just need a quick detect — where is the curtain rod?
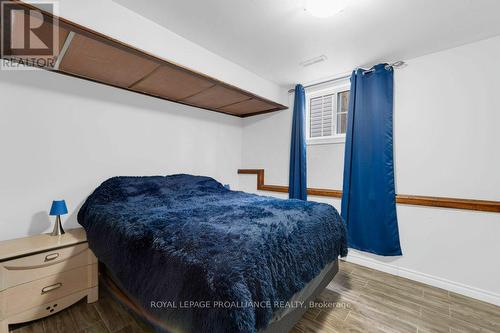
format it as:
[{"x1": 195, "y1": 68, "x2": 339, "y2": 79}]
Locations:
[{"x1": 287, "y1": 61, "x2": 405, "y2": 93}]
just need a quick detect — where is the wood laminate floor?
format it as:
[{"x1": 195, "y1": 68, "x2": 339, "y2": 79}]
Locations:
[{"x1": 10, "y1": 260, "x2": 500, "y2": 333}]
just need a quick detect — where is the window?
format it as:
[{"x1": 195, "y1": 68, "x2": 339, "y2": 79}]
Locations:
[{"x1": 306, "y1": 81, "x2": 350, "y2": 144}]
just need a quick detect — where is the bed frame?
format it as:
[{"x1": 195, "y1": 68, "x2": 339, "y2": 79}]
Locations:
[{"x1": 100, "y1": 260, "x2": 339, "y2": 333}]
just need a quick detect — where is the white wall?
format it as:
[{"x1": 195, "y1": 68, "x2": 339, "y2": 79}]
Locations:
[
  {"x1": 0, "y1": 68, "x2": 243, "y2": 241},
  {"x1": 240, "y1": 36, "x2": 500, "y2": 305},
  {"x1": 1, "y1": 0, "x2": 292, "y2": 241}
]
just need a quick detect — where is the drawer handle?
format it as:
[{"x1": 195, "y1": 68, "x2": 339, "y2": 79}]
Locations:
[
  {"x1": 41, "y1": 283, "x2": 63, "y2": 294},
  {"x1": 44, "y1": 253, "x2": 60, "y2": 262}
]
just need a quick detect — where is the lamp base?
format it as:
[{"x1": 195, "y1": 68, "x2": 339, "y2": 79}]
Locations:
[{"x1": 51, "y1": 215, "x2": 65, "y2": 236}]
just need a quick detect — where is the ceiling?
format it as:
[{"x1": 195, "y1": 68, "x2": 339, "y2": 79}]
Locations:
[{"x1": 114, "y1": 0, "x2": 500, "y2": 87}]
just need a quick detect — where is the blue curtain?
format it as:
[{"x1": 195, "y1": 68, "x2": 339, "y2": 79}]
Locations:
[
  {"x1": 341, "y1": 64, "x2": 402, "y2": 256},
  {"x1": 289, "y1": 84, "x2": 307, "y2": 200}
]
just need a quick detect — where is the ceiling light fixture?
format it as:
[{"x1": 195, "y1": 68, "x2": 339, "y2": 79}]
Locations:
[{"x1": 305, "y1": 0, "x2": 348, "y2": 18}]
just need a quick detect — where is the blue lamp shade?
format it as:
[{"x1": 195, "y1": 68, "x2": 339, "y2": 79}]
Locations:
[{"x1": 49, "y1": 200, "x2": 68, "y2": 216}]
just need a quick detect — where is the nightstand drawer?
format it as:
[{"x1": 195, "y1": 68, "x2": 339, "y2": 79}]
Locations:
[
  {"x1": 0, "y1": 264, "x2": 97, "y2": 317},
  {"x1": 0, "y1": 244, "x2": 97, "y2": 290}
]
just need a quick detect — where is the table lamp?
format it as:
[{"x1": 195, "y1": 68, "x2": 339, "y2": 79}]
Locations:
[{"x1": 49, "y1": 200, "x2": 68, "y2": 236}]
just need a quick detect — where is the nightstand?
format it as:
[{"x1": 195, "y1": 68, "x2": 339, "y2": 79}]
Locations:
[{"x1": 0, "y1": 228, "x2": 98, "y2": 333}]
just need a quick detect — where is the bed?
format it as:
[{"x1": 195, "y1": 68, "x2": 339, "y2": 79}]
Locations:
[{"x1": 78, "y1": 174, "x2": 347, "y2": 333}]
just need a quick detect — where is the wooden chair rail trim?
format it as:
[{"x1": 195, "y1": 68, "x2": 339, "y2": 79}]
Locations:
[{"x1": 238, "y1": 169, "x2": 500, "y2": 213}]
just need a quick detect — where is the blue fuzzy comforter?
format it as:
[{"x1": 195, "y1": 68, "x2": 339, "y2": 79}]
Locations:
[{"x1": 78, "y1": 174, "x2": 347, "y2": 333}]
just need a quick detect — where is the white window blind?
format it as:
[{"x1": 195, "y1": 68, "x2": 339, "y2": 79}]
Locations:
[
  {"x1": 305, "y1": 79, "x2": 350, "y2": 144},
  {"x1": 309, "y1": 94, "x2": 334, "y2": 138}
]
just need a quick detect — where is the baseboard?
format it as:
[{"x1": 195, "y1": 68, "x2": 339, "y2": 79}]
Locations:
[{"x1": 345, "y1": 252, "x2": 500, "y2": 307}]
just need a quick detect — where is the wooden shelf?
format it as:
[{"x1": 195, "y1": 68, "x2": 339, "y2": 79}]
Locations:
[
  {"x1": 58, "y1": 33, "x2": 160, "y2": 89},
  {"x1": 2, "y1": 1, "x2": 287, "y2": 117}
]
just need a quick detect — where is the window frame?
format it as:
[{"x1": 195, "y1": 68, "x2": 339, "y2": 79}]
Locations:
[{"x1": 305, "y1": 80, "x2": 350, "y2": 145}]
